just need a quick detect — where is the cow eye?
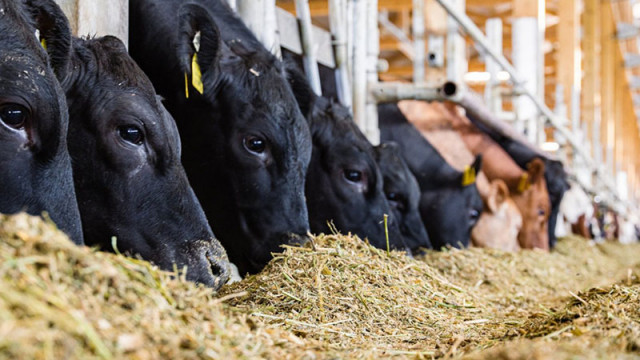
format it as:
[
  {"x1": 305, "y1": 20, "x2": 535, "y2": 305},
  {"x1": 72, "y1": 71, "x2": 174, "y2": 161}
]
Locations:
[
  {"x1": 538, "y1": 209, "x2": 546, "y2": 217},
  {"x1": 243, "y1": 135, "x2": 266, "y2": 154},
  {"x1": 469, "y1": 209, "x2": 480, "y2": 221},
  {"x1": 387, "y1": 192, "x2": 407, "y2": 212},
  {"x1": 118, "y1": 125, "x2": 144, "y2": 145},
  {"x1": 0, "y1": 104, "x2": 29, "y2": 129},
  {"x1": 344, "y1": 169, "x2": 363, "y2": 183}
]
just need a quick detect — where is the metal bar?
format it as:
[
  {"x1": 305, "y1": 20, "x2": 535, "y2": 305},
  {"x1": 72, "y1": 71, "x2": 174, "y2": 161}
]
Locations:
[
  {"x1": 329, "y1": 0, "x2": 352, "y2": 107},
  {"x1": 264, "y1": 0, "x2": 281, "y2": 58},
  {"x1": 432, "y1": 0, "x2": 625, "y2": 208},
  {"x1": 352, "y1": 0, "x2": 368, "y2": 132},
  {"x1": 295, "y1": 0, "x2": 322, "y2": 95},
  {"x1": 485, "y1": 18, "x2": 503, "y2": 115},
  {"x1": 412, "y1": 0, "x2": 425, "y2": 82},
  {"x1": 379, "y1": 11, "x2": 414, "y2": 59},
  {"x1": 365, "y1": 0, "x2": 380, "y2": 144}
]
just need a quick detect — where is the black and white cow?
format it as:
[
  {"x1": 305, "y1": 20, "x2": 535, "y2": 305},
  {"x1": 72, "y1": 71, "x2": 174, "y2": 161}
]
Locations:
[
  {"x1": 0, "y1": 0, "x2": 83, "y2": 244},
  {"x1": 129, "y1": 0, "x2": 313, "y2": 275},
  {"x1": 374, "y1": 142, "x2": 432, "y2": 253},
  {"x1": 378, "y1": 103, "x2": 483, "y2": 249}
]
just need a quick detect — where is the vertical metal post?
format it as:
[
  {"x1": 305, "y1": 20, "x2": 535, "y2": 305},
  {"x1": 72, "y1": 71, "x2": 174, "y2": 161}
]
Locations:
[
  {"x1": 352, "y1": 0, "x2": 368, "y2": 133},
  {"x1": 225, "y1": 0, "x2": 237, "y2": 12},
  {"x1": 512, "y1": 17, "x2": 540, "y2": 143},
  {"x1": 485, "y1": 18, "x2": 503, "y2": 115},
  {"x1": 412, "y1": 0, "x2": 425, "y2": 83},
  {"x1": 446, "y1": 0, "x2": 466, "y2": 83},
  {"x1": 264, "y1": 0, "x2": 281, "y2": 58},
  {"x1": 365, "y1": 0, "x2": 380, "y2": 144},
  {"x1": 237, "y1": 0, "x2": 266, "y2": 40},
  {"x1": 295, "y1": 0, "x2": 322, "y2": 95},
  {"x1": 329, "y1": 0, "x2": 352, "y2": 107}
]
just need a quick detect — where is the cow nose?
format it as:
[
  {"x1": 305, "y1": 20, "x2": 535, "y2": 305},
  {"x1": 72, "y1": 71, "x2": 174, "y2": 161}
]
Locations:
[
  {"x1": 206, "y1": 249, "x2": 230, "y2": 288},
  {"x1": 287, "y1": 232, "x2": 311, "y2": 246}
]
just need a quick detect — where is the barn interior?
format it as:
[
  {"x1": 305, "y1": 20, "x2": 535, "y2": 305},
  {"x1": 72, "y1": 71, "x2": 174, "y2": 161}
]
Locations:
[{"x1": 2, "y1": 0, "x2": 640, "y2": 358}]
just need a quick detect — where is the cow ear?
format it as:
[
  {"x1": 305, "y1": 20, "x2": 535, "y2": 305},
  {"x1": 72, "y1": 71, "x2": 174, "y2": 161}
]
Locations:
[
  {"x1": 487, "y1": 179, "x2": 509, "y2": 213},
  {"x1": 526, "y1": 158, "x2": 546, "y2": 184},
  {"x1": 284, "y1": 58, "x2": 317, "y2": 120},
  {"x1": 24, "y1": 0, "x2": 72, "y2": 80},
  {"x1": 177, "y1": 3, "x2": 221, "y2": 96}
]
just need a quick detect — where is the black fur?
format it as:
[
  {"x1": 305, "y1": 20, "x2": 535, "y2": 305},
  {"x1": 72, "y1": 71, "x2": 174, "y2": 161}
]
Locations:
[
  {"x1": 374, "y1": 142, "x2": 432, "y2": 253},
  {"x1": 129, "y1": 0, "x2": 312, "y2": 275},
  {"x1": 0, "y1": 0, "x2": 83, "y2": 244},
  {"x1": 378, "y1": 103, "x2": 483, "y2": 249},
  {"x1": 58, "y1": 34, "x2": 230, "y2": 289}
]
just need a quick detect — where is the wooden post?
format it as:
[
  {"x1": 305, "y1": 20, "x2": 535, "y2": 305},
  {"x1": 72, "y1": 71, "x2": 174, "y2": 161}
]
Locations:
[
  {"x1": 557, "y1": 0, "x2": 580, "y2": 128},
  {"x1": 55, "y1": 0, "x2": 128, "y2": 47},
  {"x1": 582, "y1": 0, "x2": 600, "y2": 159},
  {"x1": 600, "y1": 1, "x2": 615, "y2": 176}
]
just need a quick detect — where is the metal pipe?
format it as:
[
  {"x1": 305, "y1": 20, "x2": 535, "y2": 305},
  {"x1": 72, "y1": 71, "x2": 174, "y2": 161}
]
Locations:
[
  {"x1": 432, "y1": 0, "x2": 626, "y2": 210},
  {"x1": 264, "y1": 0, "x2": 281, "y2": 58},
  {"x1": 412, "y1": 0, "x2": 425, "y2": 83},
  {"x1": 295, "y1": 0, "x2": 322, "y2": 95},
  {"x1": 329, "y1": 0, "x2": 352, "y2": 107},
  {"x1": 365, "y1": 0, "x2": 380, "y2": 144},
  {"x1": 351, "y1": 0, "x2": 368, "y2": 132}
]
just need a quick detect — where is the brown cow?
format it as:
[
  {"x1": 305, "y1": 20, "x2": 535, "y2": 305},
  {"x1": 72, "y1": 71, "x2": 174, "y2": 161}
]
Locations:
[
  {"x1": 399, "y1": 101, "x2": 523, "y2": 251},
  {"x1": 400, "y1": 100, "x2": 550, "y2": 251}
]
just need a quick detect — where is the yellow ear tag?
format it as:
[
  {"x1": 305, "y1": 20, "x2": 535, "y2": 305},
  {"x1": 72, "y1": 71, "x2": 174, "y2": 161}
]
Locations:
[
  {"x1": 462, "y1": 165, "x2": 476, "y2": 186},
  {"x1": 517, "y1": 173, "x2": 530, "y2": 193},
  {"x1": 40, "y1": 38, "x2": 47, "y2": 51},
  {"x1": 184, "y1": 72, "x2": 190, "y2": 99},
  {"x1": 191, "y1": 53, "x2": 204, "y2": 95}
]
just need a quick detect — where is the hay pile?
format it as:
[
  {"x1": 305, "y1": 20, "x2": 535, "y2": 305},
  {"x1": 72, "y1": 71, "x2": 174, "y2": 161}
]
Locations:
[{"x1": 1, "y1": 213, "x2": 640, "y2": 359}]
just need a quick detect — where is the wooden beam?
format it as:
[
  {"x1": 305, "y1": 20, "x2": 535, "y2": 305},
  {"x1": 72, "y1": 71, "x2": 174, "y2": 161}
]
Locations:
[
  {"x1": 600, "y1": 1, "x2": 615, "y2": 169},
  {"x1": 581, "y1": 0, "x2": 600, "y2": 159},
  {"x1": 557, "y1": 0, "x2": 579, "y2": 125}
]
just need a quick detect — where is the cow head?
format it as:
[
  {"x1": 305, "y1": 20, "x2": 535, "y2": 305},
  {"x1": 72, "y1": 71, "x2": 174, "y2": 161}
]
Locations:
[
  {"x1": 0, "y1": 0, "x2": 82, "y2": 244},
  {"x1": 471, "y1": 179, "x2": 522, "y2": 251},
  {"x1": 304, "y1": 98, "x2": 405, "y2": 250},
  {"x1": 419, "y1": 155, "x2": 484, "y2": 249},
  {"x1": 169, "y1": 4, "x2": 312, "y2": 275},
  {"x1": 511, "y1": 158, "x2": 550, "y2": 250},
  {"x1": 374, "y1": 142, "x2": 432, "y2": 254},
  {"x1": 58, "y1": 35, "x2": 229, "y2": 289}
]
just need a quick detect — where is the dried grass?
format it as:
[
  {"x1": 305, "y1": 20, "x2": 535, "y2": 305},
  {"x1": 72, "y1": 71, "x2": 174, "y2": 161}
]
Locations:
[{"x1": 1, "y1": 214, "x2": 640, "y2": 359}]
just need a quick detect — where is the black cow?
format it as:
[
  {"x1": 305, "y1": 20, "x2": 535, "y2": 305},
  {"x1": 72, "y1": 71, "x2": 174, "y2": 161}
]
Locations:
[
  {"x1": 0, "y1": 0, "x2": 83, "y2": 244},
  {"x1": 468, "y1": 116, "x2": 570, "y2": 248},
  {"x1": 33, "y1": 1, "x2": 230, "y2": 287},
  {"x1": 378, "y1": 103, "x2": 483, "y2": 249},
  {"x1": 374, "y1": 142, "x2": 432, "y2": 253},
  {"x1": 304, "y1": 96, "x2": 407, "y2": 251},
  {"x1": 129, "y1": 0, "x2": 312, "y2": 275}
]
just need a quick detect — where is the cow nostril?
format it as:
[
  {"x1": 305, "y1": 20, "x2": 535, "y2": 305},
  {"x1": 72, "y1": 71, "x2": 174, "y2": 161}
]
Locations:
[{"x1": 206, "y1": 250, "x2": 230, "y2": 285}]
